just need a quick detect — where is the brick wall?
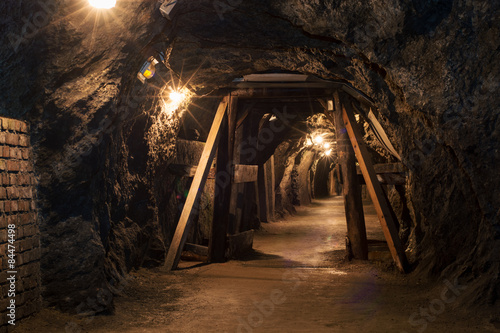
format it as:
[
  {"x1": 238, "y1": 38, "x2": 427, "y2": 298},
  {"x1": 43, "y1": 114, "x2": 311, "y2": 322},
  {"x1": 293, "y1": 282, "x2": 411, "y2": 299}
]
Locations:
[{"x1": 0, "y1": 118, "x2": 40, "y2": 331}]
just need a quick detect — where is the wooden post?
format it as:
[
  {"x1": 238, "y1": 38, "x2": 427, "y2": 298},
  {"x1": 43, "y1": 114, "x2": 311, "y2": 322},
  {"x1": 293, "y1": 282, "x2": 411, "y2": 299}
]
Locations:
[
  {"x1": 258, "y1": 162, "x2": 269, "y2": 222},
  {"x1": 340, "y1": 94, "x2": 410, "y2": 273},
  {"x1": 209, "y1": 96, "x2": 238, "y2": 263},
  {"x1": 164, "y1": 96, "x2": 229, "y2": 271},
  {"x1": 267, "y1": 155, "x2": 275, "y2": 221},
  {"x1": 333, "y1": 91, "x2": 368, "y2": 260}
]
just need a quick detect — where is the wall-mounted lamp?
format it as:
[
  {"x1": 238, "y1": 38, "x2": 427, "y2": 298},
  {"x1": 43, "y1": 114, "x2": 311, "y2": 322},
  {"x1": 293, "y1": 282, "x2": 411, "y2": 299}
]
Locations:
[
  {"x1": 137, "y1": 56, "x2": 159, "y2": 84},
  {"x1": 159, "y1": 0, "x2": 178, "y2": 20},
  {"x1": 313, "y1": 135, "x2": 324, "y2": 145}
]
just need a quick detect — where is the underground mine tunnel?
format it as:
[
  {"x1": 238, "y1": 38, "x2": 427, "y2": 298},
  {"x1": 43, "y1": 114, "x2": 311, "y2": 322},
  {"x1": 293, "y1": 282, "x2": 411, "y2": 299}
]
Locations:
[{"x1": 0, "y1": 0, "x2": 499, "y2": 332}]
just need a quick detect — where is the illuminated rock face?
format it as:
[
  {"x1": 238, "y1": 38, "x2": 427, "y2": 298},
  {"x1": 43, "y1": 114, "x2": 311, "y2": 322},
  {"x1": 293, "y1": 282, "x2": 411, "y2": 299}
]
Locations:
[{"x1": 0, "y1": 0, "x2": 498, "y2": 312}]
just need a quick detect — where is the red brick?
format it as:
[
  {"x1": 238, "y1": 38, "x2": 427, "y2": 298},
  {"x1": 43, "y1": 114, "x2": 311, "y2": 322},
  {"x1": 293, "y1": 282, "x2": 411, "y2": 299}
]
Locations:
[
  {"x1": 19, "y1": 135, "x2": 29, "y2": 147},
  {"x1": 0, "y1": 187, "x2": 6, "y2": 199},
  {"x1": 6, "y1": 186, "x2": 18, "y2": 199},
  {"x1": 0, "y1": 160, "x2": 6, "y2": 171},
  {"x1": 7, "y1": 215, "x2": 17, "y2": 226},
  {"x1": 22, "y1": 148, "x2": 30, "y2": 160},
  {"x1": 19, "y1": 122, "x2": 28, "y2": 134},
  {"x1": 8, "y1": 200, "x2": 18, "y2": 212},
  {"x1": 13, "y1": 120, "x2": 23, "y2": 132},
  {"x1": 7, "y1": 160, "x2": 20, "y2": 172},
  {"x1": 9, "y1": 147, "x2": 21, "y2": 160},
  {"x1": 6, "y1": 133, "x2": 19, "y2": 146},
  {"x1": 20, "y1": 187, "x2": 32, "y2": 199},
  {"x1": 19, "y1": 161, "x2": 30, "y2": 172},
  {"x1": 3, "y1": 173, "x2": 9, "y2": 184}
]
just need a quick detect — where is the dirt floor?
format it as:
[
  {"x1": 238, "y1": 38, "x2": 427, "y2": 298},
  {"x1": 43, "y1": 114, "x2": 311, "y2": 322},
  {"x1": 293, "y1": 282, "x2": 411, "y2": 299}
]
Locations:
[{"x1": 13, "y1": 196, "x2": 499, "y2": 332}]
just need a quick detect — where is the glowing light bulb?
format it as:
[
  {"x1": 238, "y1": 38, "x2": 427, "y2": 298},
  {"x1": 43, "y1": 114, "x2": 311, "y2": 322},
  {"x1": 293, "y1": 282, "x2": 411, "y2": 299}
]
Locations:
[
  {"x1": 169, "y1": 91, "x2": 184, "y2": 104},
  {"x1": 313, "y1": 135, "x2": 323, "y2": 145},
  {"x1": 323, "y1": 142, "x2": 331, "y2": 149},
  {"x1": 89, "y1": 0, "x2": 116, "y2": 9},
  {"x1": 325, "y1": 149, "x2": 332, "y2": 156}
]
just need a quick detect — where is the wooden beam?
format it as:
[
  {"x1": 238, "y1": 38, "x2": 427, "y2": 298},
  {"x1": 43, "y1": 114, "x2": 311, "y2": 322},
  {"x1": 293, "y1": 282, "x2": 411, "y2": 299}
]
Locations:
[
  {"x1": 209, "y1": 96, "x2": 238, "y2": 263},
  {"x1": 184, "y1": 243, "x2": 208, "y2": 256},
  {"x1": 234, "y1": 164, "x2": 259, "y2": 183},
  {"x1": 257, "y1": 163, "x2": 269, "y2": 222},
  {"x1": 165, "y1": 96, "x2": 229, "y2": 271},
  {"x1": 333, "y1": 91, "x2": 368, "y2": 260},
  {"x1": 341, "y1": 95, "x2": 410, "y2": 273},
  {"x1": 267, "y1": 155, "x2": 275, "y2": 221}
]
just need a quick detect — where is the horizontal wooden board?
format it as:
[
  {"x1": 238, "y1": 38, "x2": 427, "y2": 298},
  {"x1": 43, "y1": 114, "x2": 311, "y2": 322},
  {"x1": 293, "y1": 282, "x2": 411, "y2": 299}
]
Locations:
[{"x1": 233, "y1": 164, "x2": 258, "y2": 183}]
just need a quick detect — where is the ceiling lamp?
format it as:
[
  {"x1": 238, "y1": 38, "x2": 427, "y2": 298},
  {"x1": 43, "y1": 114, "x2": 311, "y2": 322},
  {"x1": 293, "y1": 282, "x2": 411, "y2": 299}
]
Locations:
[
  {"x1": 313, "y1": 135, "x2": 324, "y2": 145},
  {"x1": 88, "y1": 0, "x2": 116, "y2": 9}
]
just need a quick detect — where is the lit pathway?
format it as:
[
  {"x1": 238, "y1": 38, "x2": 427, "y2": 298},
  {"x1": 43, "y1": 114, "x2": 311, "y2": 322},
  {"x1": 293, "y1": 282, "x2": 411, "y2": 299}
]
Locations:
[{"x1": 15, "y1": 197, "x2": 487, "y2": 333}]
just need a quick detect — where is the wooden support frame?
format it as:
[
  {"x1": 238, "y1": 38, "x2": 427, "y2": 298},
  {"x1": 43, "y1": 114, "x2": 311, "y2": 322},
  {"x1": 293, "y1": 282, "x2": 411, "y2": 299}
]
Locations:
[
  {"x1": 333, "y1": 92, "x2": 368, "y2": 260},
  {"x1": 164, "y1": 96, "x2": 229, "y2": 271},
  {"x1": 209, "y1": 96, "x2": 238, "y2": 263},
  {"x1": 341, "y1": 95, "x2": 410, "y2": 273}
]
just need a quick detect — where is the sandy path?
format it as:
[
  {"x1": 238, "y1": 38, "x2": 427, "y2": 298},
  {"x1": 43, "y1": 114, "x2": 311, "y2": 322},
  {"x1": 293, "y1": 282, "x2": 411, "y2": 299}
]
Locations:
[{"x1": 14, "y1": 197, "x2": 495, "y2": 333}]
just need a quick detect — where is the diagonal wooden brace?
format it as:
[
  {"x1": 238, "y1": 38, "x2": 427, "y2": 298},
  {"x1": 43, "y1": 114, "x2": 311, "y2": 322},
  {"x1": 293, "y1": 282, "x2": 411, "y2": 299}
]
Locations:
[
  {"x1": 341, "y1": 96, "x2": 410, "y2": 273},
  {"x1": 164, "y1": 96, "x2": 229, "y2": 271}
]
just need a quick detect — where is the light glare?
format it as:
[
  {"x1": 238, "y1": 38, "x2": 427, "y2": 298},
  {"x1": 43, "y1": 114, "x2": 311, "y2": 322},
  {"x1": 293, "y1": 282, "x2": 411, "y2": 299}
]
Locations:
[
  {"x1": 313, "y1": 135, "x2": 324, "y2": 145},
  {"x1": 169, "y1": 91, "x2": 184, "y2": 104},
  {"x1": 89, "y1": 0, "x2": 116, "y2": 9},
  {"x1": 323, "y1": 142, "x2": 331, "y2": 149}
]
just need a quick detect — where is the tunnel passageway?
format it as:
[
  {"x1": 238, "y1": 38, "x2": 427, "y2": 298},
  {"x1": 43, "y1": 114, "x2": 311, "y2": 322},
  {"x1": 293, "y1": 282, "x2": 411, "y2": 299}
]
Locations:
[{"x1": 15, "y1": 197, "x2": 487, "y2": 333}]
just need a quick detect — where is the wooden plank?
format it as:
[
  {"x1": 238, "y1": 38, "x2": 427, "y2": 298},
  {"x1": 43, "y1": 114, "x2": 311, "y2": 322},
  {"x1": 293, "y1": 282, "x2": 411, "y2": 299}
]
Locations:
[
  {"x1": 333, "y1": 91, "x2": 368, "y2": 260},
  {"x1": 341, "y1": 95, "x2": 410, "y2": 273},
  {"x1": 257, "y1": 163, "x2": 269, "y2": 222},
  {"x1": 367, "y1": 108, "x2": 401, "y2": 160},
  {"x1": 233, "y1": 164, "x2": 259, "y2": 183},
  {"x1": 267, "y1": 155, "x2": 275, "y2": 221},
  {"x1": 164, "y1": 96, "x2": 229, "y2": 271},
  {"x1": 209, "y1": 96, "x2": 238, "y2": 263},
  {"x1": 184, "y1": 243, "x2": 208, "y2": 256},
  {"x1": 228, "y1": 118, "x2": 244, "y2": 235}
]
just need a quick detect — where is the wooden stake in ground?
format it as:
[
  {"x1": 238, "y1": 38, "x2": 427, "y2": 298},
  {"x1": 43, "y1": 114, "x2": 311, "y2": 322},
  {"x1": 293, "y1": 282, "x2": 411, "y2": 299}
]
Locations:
[
  {"x1": 333, "y1": 91, "x2": 368, "y2": 260},
  {"x1": 165, "y1": 96, "x2": 229, "y2": 271},
  {"x1": 340, "y1": 94, "x2": 409, "y2": 273}
]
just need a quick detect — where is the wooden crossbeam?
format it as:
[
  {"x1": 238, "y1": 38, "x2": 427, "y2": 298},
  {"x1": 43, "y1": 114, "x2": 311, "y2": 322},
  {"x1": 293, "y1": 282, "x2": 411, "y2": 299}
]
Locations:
[
  {"x1": 165, "y1": 96, "x2": 229, "y2": 271},
  {"x1": 341, "y1": 96, "x2": 409, "y2": 273}
]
